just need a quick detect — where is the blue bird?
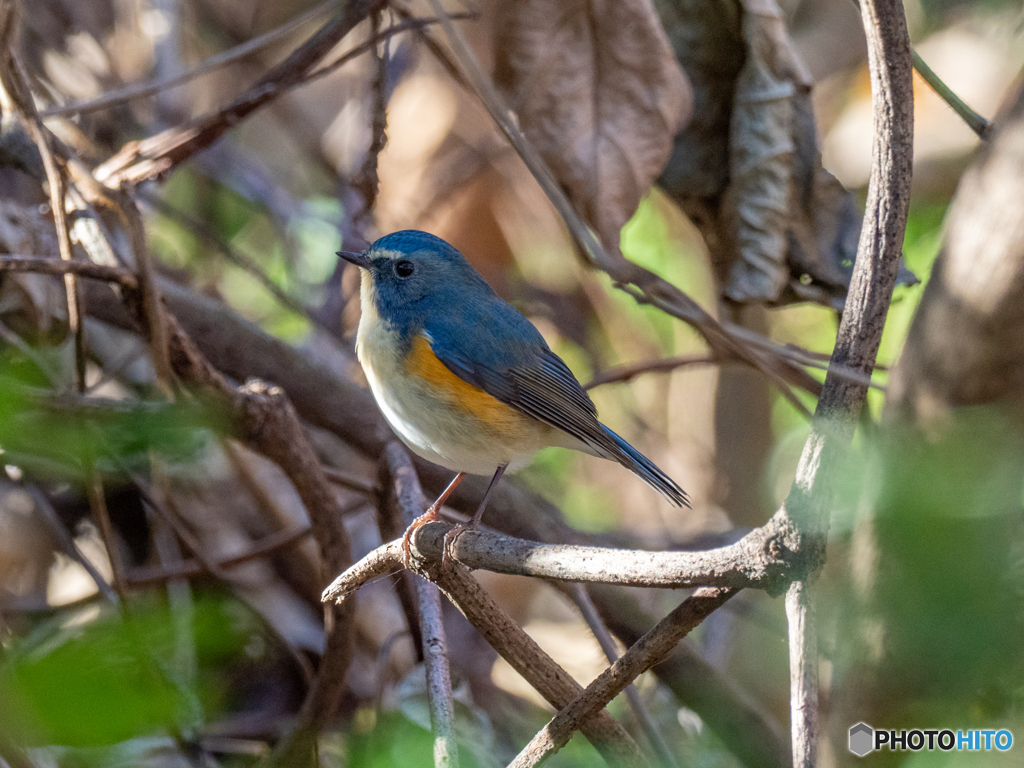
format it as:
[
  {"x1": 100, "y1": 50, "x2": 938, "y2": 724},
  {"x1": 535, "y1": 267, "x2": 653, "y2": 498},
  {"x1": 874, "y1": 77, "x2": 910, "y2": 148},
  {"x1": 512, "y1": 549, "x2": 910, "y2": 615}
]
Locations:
[{"x1": 338, "y1": 231, "x2": 689, "y2": 539}]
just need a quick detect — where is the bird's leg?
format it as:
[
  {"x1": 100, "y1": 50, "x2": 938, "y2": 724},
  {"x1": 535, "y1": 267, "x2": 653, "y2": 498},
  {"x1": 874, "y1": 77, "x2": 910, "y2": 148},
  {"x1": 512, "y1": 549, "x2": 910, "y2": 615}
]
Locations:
[
  {"x1": 402, "y1": 472, "x2": 465, "y2": 566},
  {"x1": 442, "y1": 464, "x2": 507, "y2": 568}
]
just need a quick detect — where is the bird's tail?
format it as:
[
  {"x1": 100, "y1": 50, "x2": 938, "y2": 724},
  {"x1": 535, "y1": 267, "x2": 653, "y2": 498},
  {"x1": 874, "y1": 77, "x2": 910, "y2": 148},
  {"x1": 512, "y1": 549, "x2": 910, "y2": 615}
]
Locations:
[{"x1": 600, "y1": 426, "x2": 690, "y2": 508}]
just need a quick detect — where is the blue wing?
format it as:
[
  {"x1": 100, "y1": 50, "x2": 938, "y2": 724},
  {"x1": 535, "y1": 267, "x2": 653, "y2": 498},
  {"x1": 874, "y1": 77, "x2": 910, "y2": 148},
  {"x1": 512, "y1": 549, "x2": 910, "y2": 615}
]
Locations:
[{"x1": 423, "y1": 295, "x2": 689, "y2": 507}]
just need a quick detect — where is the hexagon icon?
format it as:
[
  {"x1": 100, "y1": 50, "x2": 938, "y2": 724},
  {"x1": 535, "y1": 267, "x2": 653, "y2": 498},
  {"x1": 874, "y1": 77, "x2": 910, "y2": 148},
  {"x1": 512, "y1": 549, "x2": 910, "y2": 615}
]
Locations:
[{"x1": 849, "y1": 723, "x2": 874, "y2": 757}]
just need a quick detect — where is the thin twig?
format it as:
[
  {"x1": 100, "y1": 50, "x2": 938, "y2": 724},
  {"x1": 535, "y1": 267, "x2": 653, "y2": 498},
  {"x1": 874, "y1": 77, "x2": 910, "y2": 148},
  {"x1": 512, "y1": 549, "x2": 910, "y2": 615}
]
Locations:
[
  {"x1": 127, "y1": 524, "x2": 314, "y2": 587},
  {"x1": 0, "y1": 254, "x2": 138, "y2": 286},
  {"x1": 567, "y1": 584, "x2": 680, "y2": 768},
  {"x1": 382, "y1": 445, "x2": 459, "y2": 768},
  {"x1": 585, "y1": 351, "x2": 884, "y2": 392},
  {"x1": 86, "y1": 469, "x2": 129, "y2": 598},
  {"x1": 912, "y1": 50, "x2": 990, "y2": 138},
  {"x1": 509, "y1": 587, "x2": 736, "y2": 767},
  {"x1": 584, "y1": 354, "x2": 722, "y2": 389},
  {"x1": 351, "y1": 8, "x2": 390, "y2": 229}
]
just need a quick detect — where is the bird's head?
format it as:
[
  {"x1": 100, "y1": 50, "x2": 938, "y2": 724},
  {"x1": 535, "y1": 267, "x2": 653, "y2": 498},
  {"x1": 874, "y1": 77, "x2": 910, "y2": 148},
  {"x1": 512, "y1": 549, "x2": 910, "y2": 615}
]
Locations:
[{"x1": 338, "y1": 230, "x2": 492, "y2": 320}]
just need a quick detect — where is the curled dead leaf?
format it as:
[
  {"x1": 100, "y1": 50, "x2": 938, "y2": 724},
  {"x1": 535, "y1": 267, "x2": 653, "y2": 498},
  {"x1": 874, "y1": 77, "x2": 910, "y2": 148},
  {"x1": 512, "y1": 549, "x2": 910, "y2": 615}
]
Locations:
[
  {"x1": 494, "y1": 0, "x2": 693, "y2": 249},
  {"x1": 656, "y1": 0, "x2": 917, "y2": 308}
]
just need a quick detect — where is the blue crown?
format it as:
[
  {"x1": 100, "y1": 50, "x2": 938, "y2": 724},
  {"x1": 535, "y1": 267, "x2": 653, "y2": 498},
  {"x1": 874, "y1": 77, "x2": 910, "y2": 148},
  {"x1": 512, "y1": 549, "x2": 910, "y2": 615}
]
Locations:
[{"x1": 372, "y1": 230, "x2": 463, "y2": 261}]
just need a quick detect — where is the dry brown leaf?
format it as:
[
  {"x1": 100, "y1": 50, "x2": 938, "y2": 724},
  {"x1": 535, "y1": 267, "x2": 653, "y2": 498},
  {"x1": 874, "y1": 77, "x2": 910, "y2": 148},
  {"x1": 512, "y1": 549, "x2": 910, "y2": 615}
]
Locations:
[
  {"x1": 493, "y1": 0, "x2": 693, "y2": 248},
  {"x1": 656, "y1": 0, "x2": 915, "y2": 307},
  {"x1": 720, "y1": 0, "x2": 812, "y2": 303}
]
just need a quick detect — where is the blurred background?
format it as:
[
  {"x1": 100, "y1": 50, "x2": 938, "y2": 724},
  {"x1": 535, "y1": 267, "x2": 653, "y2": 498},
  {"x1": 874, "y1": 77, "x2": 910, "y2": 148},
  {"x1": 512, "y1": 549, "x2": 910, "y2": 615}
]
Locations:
[{"x1": 1, "y1": 0, "x2": 1024, "y2": 766}]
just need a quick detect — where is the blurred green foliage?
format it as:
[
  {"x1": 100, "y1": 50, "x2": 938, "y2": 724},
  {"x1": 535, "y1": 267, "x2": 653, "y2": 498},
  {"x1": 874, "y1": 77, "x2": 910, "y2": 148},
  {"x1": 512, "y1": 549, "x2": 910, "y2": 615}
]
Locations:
[
  {"x1": 828, "y1": 408, "x2": 1024, "y2": 761},
  {"x1": 0, "y1": 354, "x2": 224, "y2": 480},
  {"x1": 0, "y1": 596, "x2": 254, "y2": 748}
]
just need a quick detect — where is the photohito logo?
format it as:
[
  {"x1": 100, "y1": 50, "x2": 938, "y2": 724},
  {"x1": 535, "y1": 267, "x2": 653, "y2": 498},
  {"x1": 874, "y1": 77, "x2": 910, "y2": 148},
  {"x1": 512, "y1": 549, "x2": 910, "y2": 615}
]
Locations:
[{"x1": 848, "y1": 723, "x2": 1013, "y2": 756}]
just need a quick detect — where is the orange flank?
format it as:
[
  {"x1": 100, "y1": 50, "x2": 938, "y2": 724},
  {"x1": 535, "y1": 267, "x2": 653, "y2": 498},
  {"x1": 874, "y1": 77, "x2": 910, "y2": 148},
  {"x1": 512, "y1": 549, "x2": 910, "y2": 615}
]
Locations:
[{"x1": 404, "y1": 334, "x2": 523, "y2": 430}]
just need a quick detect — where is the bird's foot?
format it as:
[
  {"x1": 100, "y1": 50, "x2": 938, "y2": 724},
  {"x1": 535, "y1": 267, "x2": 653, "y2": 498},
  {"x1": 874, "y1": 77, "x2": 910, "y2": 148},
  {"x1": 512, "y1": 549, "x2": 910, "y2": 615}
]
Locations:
[{"x1": 402, "y1": 505, "x2": 443, "y2": 568}]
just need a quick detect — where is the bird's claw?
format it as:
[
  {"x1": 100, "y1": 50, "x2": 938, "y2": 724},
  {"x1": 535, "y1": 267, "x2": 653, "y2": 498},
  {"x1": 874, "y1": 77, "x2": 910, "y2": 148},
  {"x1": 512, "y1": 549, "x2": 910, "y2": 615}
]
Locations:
[{"x1": 402, "y1": 505, "x2": 442, "y2": 569}]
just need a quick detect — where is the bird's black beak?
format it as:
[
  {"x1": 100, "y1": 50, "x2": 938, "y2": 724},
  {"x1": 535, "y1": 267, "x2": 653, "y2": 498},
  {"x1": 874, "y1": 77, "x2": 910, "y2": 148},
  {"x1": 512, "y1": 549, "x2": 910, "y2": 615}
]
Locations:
[{"x1": 337, "y1": 250, "x2": 372, "y2": 269}]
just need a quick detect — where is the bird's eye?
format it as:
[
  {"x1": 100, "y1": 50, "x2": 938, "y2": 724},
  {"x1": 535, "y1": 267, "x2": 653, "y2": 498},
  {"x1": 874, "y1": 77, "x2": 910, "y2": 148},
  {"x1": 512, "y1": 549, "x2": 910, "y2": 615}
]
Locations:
[{"x1": 395, "y1": 260, "x2": 415, "y2": 277}]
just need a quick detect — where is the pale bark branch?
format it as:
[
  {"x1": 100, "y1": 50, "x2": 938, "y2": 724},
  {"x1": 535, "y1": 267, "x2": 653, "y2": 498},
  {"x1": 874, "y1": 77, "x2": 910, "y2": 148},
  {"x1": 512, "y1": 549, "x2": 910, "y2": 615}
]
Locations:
[
  {"x1": 324, "y1": 518, "x2": 795, "y2": 594},
  {"x1": 785, "y1": 580, "x2": 817, "y2": 768},
  {"x1": 425, "y1": 564, "x2": 644, "y2": 768},
  {"x1": 779, "y1": 0, "x2": 914, "y2": 764},
  {"x1": 567, "y1": 584, "x2": 680, "y2": 768},
  {"x1": 381, "y1": 444, "x2": 459, "y2": 768},
  {"x1": 509, "y1": 587, "x2": 736, "y2": 767},
  {"x1": 322, "y1": 540, "x2": 403, "y2": 604}
]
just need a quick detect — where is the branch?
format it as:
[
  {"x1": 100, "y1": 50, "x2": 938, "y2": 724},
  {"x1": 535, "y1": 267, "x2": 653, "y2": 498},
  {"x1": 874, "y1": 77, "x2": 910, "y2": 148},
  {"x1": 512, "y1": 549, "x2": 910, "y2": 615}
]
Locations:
[
  {"x1": 566, "y1": 584, "x2": 680, "y2": 768},
  {"x1": 421, "y1": 521, "x2": 791, "y2": 590},
  {"x1": 912, "y1": 51, "x2": 990, "y2": 139},
  {"x1": 381, "y1": 445, "x2": 459, "y2": 768},
  {"x1": 323, "y1": 538, "x2": 644, "y2": 766},
  {"x1": 510, "y1": 587, "x2": 736, "y2": 766},
  {"x1": 95, "y1": 0, "x2": 386, "y2": 187},
  {"x1": 322, "y1": 517, "x2": 794, "y2": 596},
  {"x1": 785, "y1": 580, "x2": 816, "y2": 768},
  {"x1": 419, "y1": 565, "x2": 644, "y2": 767},
  {"x1": 780, "y1": 0, "x2": 914, "y2": 764},
  {"x1": 0, "y1": 254, "x2": 138, "y2": 286}
]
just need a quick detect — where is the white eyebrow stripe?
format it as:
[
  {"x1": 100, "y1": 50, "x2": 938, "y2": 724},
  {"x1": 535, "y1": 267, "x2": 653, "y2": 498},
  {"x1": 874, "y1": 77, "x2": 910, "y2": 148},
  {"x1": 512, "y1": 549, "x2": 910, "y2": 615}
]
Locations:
[{"x1": 371, "y1": 248, "x2": 405, "y2": 260}]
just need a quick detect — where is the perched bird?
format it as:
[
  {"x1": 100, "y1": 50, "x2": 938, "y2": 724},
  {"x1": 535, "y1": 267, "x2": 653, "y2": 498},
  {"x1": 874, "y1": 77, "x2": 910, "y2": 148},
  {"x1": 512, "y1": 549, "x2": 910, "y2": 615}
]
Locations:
[{"x1": 339, "y1": 231, "x2": 688, "y2": 541}]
